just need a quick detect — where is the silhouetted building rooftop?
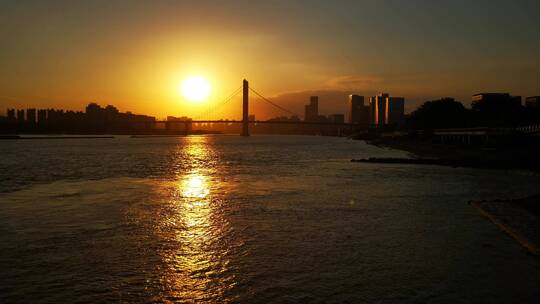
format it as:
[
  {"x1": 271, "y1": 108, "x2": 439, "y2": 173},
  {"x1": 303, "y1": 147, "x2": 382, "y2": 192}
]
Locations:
[
  {"x1": 348, "y1": 95, "x2": 369, "y2": 124},
  {"x1": 328, "y1": 114, "x2": 345, "y2": 124},
  {"x1": 304, "y1": 96, "x2": 319, "y2": 122},
  {"x1": 472, "y1": 93, "x2": 521, "y2": 106},
  {"x1": 369, "y1": 93, "x2": 405, "y2": 126},
  {"x1": 526, "y1": 96, "x2": 540, "y2": 108}
]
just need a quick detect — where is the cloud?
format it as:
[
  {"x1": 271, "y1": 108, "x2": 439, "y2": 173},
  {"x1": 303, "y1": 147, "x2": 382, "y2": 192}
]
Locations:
[
  {"x1": 252, "y1": 74, "x2": 387, "y2": 119},
  {"x1": 326, "y1": 75, "x2": 383, "y2": 90},
  {"x1": 250, "y1": 73, "x2": 473, "y2": 119},
  {"x1": 264, "y1": 91, "x2": 439, "y2": 118}
]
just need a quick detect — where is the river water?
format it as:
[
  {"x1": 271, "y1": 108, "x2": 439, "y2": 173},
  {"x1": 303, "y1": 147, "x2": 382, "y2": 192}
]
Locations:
[{"x1": 1, "y1": 135, "x2": 539, "y2": 303}]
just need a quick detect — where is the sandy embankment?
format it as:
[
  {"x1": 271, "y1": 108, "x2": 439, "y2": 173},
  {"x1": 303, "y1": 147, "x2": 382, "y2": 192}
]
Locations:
[{"x1": 470, "y1": 196, "x2": 540, "y2": 255}]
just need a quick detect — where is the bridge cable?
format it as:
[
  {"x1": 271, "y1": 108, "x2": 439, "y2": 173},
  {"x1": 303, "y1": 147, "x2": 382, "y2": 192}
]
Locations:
[
  {"x1": 249, "y1": 87, "x2": 299, "y2": 117},
  {"x1": 193, "y1": 86, "x2": 242, "y2": 120}
]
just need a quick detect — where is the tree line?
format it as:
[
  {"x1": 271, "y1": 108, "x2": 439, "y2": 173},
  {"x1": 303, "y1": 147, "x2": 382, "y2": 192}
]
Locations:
[{"x1": 409, "y1": 97, "x2": 540, "y2": 130}]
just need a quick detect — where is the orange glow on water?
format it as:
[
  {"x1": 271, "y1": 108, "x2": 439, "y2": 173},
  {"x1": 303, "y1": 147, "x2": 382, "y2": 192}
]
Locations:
[
  {"x1": 154, "y1": 136, "x2": 235, "y2": 301},
  {"x1": 180, "y1": 174, "x2": 210, "y2": 199}
]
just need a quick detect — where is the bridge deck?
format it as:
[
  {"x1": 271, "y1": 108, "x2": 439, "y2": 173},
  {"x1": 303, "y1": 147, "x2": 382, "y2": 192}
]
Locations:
[{"x1": 159, "y1": 120, "x2": 367, "y2": 127}]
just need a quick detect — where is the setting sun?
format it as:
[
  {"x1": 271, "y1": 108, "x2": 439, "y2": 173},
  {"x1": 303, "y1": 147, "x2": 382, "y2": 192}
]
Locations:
[{"x1": 180, "y1": 76, "x2": 211, "y2": 102}]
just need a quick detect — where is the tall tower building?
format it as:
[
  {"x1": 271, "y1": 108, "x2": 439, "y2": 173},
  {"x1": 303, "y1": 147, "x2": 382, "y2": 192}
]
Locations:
[
  {"x1": 38, "y1": 109, "x2": 47, "y2": 124},
  {"x1": 369, "y1": 93, "x2": 405, "y2": 126},
  {"x1": 348, "y1": 95, "x2": 369, "y2": 124},
  {"x1": 17, "y1": 109, "x2": 25, "y2": 123},
  {"x1": 26, "y1": 109, "x2": 37, "y2": 124},
  {"x1": 7, "y1": 109, "x2": 15, "y2": 121},
  {"x1": 369, "y1": 93, "x2": 388, "y2": 126},
  {"x1": 304, "y1": 96, "x2": 319, "y2": 122},
  {"x1": 385, "y1": 97, "x2": 405, "y2": 125}
]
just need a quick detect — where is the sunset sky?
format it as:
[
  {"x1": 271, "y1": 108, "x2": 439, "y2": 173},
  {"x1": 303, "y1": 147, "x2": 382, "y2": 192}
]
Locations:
[{"x1": 1, "y1": 0, "x2": 539, "y2": 119}]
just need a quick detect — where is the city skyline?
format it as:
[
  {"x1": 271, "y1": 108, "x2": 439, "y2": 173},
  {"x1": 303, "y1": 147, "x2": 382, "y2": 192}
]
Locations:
[
  {"x1": 2, "y1": 2, "x2": 540, "y2": 302},
  {"x1": 4, "y1": 90, "x2": 539, "y2": 123},
  {"x1": 1, "y1": 0, "x2": 539, "y2": 119}
]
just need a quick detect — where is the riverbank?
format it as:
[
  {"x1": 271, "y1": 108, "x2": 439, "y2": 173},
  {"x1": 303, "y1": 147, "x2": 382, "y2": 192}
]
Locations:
[
  {"x1": 359, "y1": 136, "x2": 540, "y2": 256},
  {"x1": 470, "y1": 195, "x2": 540, "y2": 256},
  {"x1": 0, "y1": 135, "x2": 114, "y2": 140},
  {"x1": 357, "y1": 136, "x2": 540, "y2": 170}
]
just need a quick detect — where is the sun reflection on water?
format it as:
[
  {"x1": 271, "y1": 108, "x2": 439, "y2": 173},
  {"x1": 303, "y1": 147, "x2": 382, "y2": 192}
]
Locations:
[
  {"x1": 157, "y1": 136, "x2": 237, "y2": 303},
  {"x1": 181, "y1": 174, "x2": 210, "y2": 199}
]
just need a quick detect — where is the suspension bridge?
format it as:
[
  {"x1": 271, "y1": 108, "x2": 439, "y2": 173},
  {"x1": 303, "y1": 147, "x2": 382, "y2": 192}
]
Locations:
[{"x1": 158, "y1": 79, "x2": 368, "y2": 136}]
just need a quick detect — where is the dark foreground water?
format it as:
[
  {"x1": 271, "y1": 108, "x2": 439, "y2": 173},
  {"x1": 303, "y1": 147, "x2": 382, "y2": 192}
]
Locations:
[{"x1": 1, "y1": 135, "x2": 540, "y2": 303}]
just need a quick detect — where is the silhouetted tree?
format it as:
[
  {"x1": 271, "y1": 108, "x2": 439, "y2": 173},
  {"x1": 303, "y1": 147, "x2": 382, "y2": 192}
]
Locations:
[{"x1": 410, "y1": 98, "x2": 470, "y2": 130}]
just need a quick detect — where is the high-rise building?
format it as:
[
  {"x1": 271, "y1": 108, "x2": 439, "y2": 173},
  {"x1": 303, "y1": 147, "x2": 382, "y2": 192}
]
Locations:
[
  {"x1": 369, "y1": 93, "x2": 405, "y2": 126},
  {"x1": 472, "y1": 93, "x2": 522, "y2": 106},
  {"x1": 17, "y1": 109, "x2": 25, "y2": 123},
  {"x1": 472, "y1": 93, "x2": 522, "y2": 127},
  {"x1": 304, "y1": 96, "x2": 319, "y2": 122},
  {"x1": 7, "y1": 109, "x2": 15, "y2": 121},
  {"x1": 348, "y1": 95, "x2": 369, "y2": 124},
  {"x1": 27, "y1": 109, "x2": 36, "y2": 124},
  {"x1": 385, "y1": 97, "x2": 405, "y2": 125},
  {"x1": 525, "y1": 96, "x2": 540, "y2": 108},
  {"x1": 38, "y1": 109, "x2": 47, "y2": 124},
  {"x1": 369, "y1": 93, "x2": 388, "y2": 126}
]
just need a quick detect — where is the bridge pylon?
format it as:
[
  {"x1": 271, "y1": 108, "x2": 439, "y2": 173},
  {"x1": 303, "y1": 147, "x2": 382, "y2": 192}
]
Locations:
[{"x1": 241, "y1": 79, "x2": 250, "y2": 136}]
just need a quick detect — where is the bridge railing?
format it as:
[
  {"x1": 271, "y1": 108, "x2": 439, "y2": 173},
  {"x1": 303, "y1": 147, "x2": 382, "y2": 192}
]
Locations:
[
  {"x1": 431, "y1": 127, "x2": 515, "y2": 136},
  {"x1": 516, "y1": 125, "x2": 540, "y2": 134}
]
